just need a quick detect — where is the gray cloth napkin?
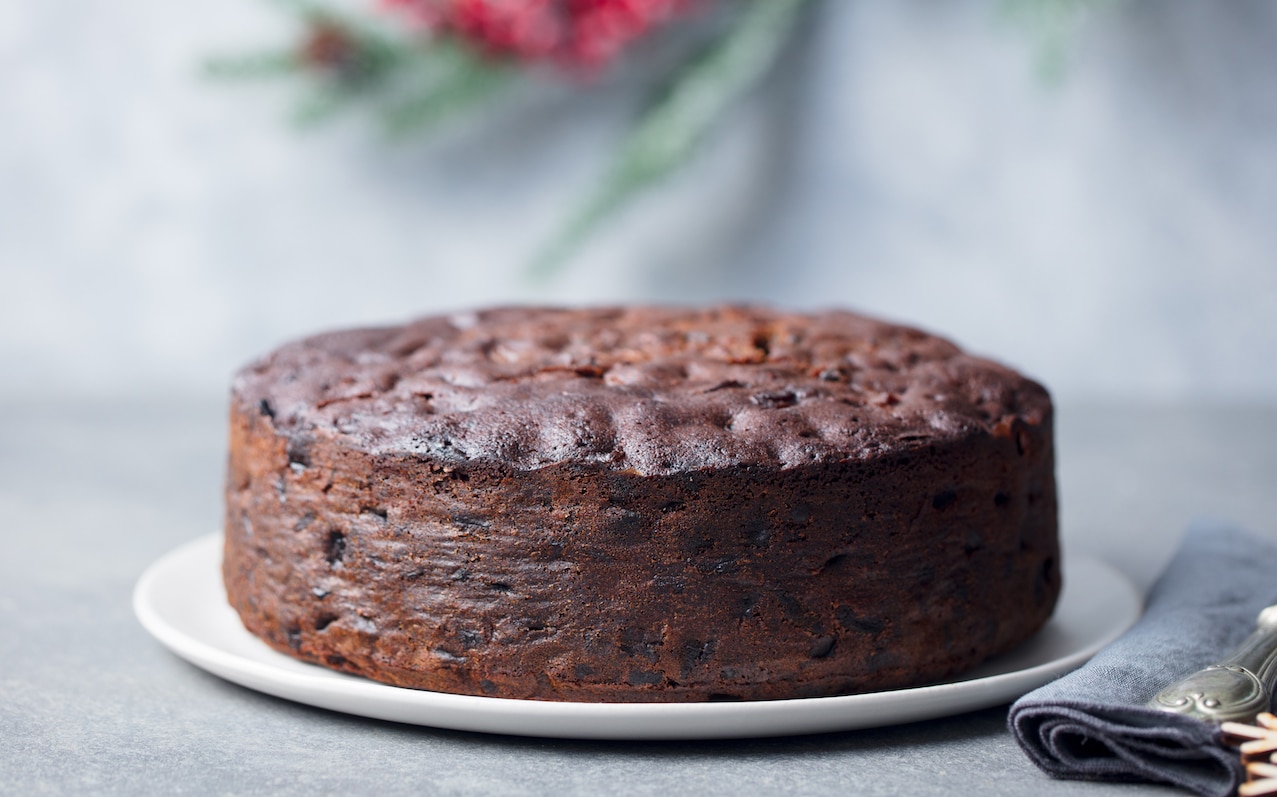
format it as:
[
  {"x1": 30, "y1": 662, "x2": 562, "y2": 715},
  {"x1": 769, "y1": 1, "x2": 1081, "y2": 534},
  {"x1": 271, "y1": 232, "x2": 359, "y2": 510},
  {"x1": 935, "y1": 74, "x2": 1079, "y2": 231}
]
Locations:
[{"x1": 1010, "y1": 520, "x2": 1277, "y2": 797}]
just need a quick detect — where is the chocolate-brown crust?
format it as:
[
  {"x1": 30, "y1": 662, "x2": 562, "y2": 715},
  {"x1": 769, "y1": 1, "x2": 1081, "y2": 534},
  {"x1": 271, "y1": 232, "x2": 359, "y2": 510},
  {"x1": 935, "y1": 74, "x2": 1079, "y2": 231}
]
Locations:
[{"x1": 223, "y1": 306, "x2": 1059, "y2": 702}]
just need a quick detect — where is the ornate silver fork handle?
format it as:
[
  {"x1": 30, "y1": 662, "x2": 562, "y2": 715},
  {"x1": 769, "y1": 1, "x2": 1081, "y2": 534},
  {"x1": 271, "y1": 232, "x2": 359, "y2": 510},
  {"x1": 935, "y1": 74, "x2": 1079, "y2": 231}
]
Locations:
[{"x1": 1149, "y1": 606, "x2": 1277, "y2": 724}]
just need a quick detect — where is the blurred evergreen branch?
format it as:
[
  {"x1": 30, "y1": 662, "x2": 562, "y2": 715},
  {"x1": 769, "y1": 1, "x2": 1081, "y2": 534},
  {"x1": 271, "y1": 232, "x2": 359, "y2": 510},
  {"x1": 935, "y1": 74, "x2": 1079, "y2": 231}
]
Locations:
[
  {"x1": 381, "y1": 41, "x2": 514, "y2": 137},
  {"x1": 213, "y1": 0, "x2": 1130, "y2": 282},
  {"x1": 529, "y1": 0, "x2": 814, "y2": 280},
  {"x1": 206, "y1": 3, "x2": 508, "y2": 133},
  {"x1": 204, "y1": 50, "x2": 301, "y2": 79},
  {"x1": 1000, "y1": 0, "x2": 1123, "y2": 80}
]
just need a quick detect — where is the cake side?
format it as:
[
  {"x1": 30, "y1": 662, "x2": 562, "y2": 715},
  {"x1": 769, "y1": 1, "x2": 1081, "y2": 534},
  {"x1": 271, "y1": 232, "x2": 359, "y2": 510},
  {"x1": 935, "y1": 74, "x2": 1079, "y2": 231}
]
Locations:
[
  {"x1": 222, "y1": 305, "x2": 1059, "y2": 702},
  {"x1": 224, "y1": 400, "x2": 1057, "y2": 701}
]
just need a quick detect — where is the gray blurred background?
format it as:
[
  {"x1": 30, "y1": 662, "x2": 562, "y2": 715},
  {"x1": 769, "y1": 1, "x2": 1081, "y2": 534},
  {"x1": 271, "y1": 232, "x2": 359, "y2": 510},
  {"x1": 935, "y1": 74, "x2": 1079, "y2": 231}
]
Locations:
[{"x1": 2, "y1": 0, "x2": 1275, "y2": 404}]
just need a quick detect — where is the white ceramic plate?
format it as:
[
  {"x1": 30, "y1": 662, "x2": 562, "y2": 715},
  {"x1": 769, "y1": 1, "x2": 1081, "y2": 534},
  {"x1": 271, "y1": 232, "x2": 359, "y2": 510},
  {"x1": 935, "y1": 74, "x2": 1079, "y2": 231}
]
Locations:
[{"x1": 134, "y1": 534, "x2": 1140, "y2": 740}]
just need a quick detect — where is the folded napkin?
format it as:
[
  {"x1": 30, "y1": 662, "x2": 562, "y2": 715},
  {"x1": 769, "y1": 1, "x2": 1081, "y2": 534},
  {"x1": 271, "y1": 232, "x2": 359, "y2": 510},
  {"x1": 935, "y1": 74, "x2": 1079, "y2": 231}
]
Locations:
[{"x1": 1010, "y1": 520, "x2": 1277, "y2": 797}]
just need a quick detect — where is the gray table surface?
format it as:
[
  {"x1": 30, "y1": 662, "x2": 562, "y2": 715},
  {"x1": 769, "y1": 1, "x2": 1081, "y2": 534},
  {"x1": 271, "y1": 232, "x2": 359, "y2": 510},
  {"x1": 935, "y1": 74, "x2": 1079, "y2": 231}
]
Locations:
[{"x1": 3, "y1": 399, "x2": 1276, "y2": 796}]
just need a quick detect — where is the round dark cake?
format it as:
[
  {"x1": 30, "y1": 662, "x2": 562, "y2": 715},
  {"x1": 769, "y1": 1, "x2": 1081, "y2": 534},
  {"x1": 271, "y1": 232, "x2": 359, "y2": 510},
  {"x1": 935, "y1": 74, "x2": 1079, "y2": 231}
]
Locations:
[{"x1": 224, "y1": 305, "x2": 1059, "y2": 702}]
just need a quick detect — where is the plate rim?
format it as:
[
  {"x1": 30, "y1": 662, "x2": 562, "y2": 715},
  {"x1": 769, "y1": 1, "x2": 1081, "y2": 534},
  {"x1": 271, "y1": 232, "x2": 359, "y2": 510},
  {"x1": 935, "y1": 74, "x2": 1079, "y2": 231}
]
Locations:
[{"x1": 133, "y1": 533, "x2": 1142, "y2": 740}]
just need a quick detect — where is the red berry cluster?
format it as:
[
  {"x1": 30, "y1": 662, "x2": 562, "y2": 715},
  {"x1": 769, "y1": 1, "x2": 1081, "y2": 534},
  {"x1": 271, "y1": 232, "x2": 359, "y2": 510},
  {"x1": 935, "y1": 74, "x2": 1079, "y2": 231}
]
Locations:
[{"x1": 383, "y1": 0, "x2": 698, "y2": 68}]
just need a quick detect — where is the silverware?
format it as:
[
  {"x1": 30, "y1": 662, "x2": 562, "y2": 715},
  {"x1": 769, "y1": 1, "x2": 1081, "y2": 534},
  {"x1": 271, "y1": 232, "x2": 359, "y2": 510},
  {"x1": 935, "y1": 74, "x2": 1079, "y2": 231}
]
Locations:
[{"x1": 1150, "y1": 606, "x2": 1277, "y2": 724}]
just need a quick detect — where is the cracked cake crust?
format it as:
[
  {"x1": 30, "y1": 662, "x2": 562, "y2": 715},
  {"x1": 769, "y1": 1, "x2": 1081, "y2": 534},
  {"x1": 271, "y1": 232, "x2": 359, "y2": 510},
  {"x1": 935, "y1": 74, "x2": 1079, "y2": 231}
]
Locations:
[{"x1": 223, "y1": 305, "x2": 1060, "y2": 702}]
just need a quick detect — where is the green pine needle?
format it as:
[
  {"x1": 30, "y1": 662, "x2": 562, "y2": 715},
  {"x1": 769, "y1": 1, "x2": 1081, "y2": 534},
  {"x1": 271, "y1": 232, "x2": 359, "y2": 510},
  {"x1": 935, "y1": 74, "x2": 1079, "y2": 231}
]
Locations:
[
  {"x1": 204, "y1": 50, "x2": 301, "y2": 80},
  {"x1": 292, "y1": 85, "x2": 353, "y2": 127},
  {"x1": 287, "y1": 33, "x2": 408, "y2": 127},
  {"x1": 264, "y1": 0, "x2": 344, "y2": 21},
  {"x1": 1000, "y1": 0, "x2": 1121, "y2": 80},
  {"x1": 382, "y1": 42, "x2": 514, "y2": 137},
  {"x1": 528, "y1": 0, "x2": 814, "y2": 280},
  {"x1": 208, "y1": 1, "x2": 507, "y2": 136}
]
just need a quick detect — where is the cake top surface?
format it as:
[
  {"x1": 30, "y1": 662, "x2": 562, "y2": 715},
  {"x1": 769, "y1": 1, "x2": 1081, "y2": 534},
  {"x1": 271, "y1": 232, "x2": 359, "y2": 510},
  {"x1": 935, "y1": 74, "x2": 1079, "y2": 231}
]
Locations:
[{"x1": 236, "y1": 306, "x2": 1050, "y2": 475}]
